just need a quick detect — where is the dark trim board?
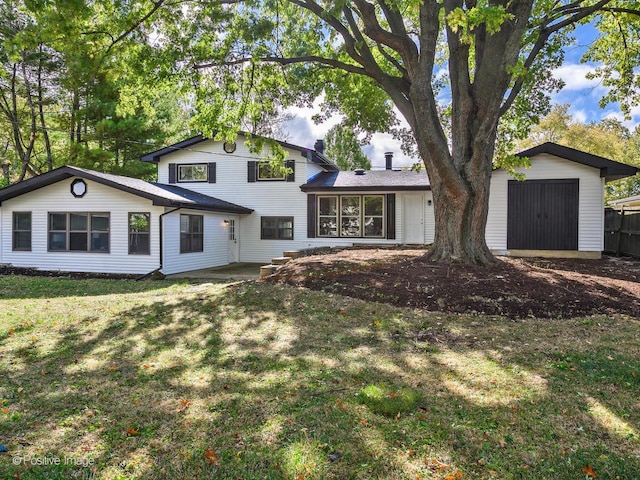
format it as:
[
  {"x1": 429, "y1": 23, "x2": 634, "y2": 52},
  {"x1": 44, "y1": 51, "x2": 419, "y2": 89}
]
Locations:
[{"x1": 507, "y1": 179, "x2": 579, "y2": 250}]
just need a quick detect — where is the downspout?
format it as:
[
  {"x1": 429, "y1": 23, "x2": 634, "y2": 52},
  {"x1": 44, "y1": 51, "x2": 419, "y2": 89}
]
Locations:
[{"x1": 137, "y1": 207, "x2": 181, "y2": 281}]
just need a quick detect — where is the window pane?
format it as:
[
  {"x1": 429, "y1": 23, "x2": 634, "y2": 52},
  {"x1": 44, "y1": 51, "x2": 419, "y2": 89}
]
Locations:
[
  {"x1": 364, "y1": 196, "x2": 383, "y2": 216},
  {"x1": 70, "y1": 232, "x2": 88, "y2": 251},
  {"x1": 129, "y1": 234, "x2": 150, "y2": 254},
  {"x1": 180, "y1": 215, "x2": 190, "y2": 233},
  {"x1": 50, "y1": 213, "x2": 66, "y2": 231},
  {"x1": 191, "y1": 234, "x2": 203, "y2": 252},
  {"x1": 70, "y1": 213, "x2": 87, "y2": 231},
  {"x1": 91, "y1": 232, "x2": 109, "y2": 252},
  {"x1": 49, "y1": 232, "x2": 66, "y2": 251},
  {"x1": 91, "y1": 214, "x2": 109, "y2": 231},
  {"x1": 129, "y1": 213, "x2": 150, "y2": 233},
  {"x1": 341, "y1": 196, "x2": 360, "y2": 215},
  {"x1": 319, "y1": 197, "x2": 337, "y2": 215},
  {"x1": 319, "y1": 219, "x2": 337, "y2": 237},
  {"x1": 341, "y1": 217, "x2": 360, "y2": 236},
  {"x1": 14, "y1": 232, "x2": 31, "y2": 250},
  {"x1": 191, "y1": 216, "x2": 203, "y2": 233},
  {"x1": 179, "y1": 165, "x2": 191, "y2": 181},
  {"x1": 14, "y1": 212, "x2": 31, "y2": 230},
  {"x1": 364, "y1": 217, "x2": 384, "y2": 237},
  {"x1": 180, "y1": 233, "x2": 190, "y2": 252}
]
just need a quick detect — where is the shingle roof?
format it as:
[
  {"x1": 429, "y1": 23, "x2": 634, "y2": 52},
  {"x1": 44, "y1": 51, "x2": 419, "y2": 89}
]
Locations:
[
  {"x1": 300, "y1": 170, "x2": 431, "y2": 192},
  {"x1": 516, "y1": 142, "x2": 639, "y2": 182},
  {"x1": 0, "y1": 166, "x2": 253, "y2": 214},
  {"x1": 139, "y1": 132, "x2": 340, "y2": 172}
]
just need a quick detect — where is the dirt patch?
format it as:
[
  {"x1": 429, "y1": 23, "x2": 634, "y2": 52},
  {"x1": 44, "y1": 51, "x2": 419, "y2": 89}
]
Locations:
[{"x1": 265, "y1": 248, "x2": 640, "y2": 318}]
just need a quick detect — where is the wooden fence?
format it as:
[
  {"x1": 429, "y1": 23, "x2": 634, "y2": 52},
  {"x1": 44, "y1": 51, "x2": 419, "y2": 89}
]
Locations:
[{"x1": 604, "y1": 208, "x2": 640, "y2": 258}]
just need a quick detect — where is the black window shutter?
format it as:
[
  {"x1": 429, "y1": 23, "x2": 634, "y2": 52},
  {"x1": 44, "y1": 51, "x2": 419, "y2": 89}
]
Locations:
[
  {"x1": 248, "y1": 161, "x2": 256, "y2": 182},
  {"x1": 286, "y1": 159, "x2": 295, "y2": 182},
  {"x1": 307, "y1": 194, "x2": 316, "y2": 238},
  {"x1": 207, "y1": 162, "x2": 216, "y2": 183},
  {"x1": 386, "y1": 194, "x2": 396, "y2": 239},
  {"x1": 168, "y1": 163, "x2": 177, "y2": 184}
]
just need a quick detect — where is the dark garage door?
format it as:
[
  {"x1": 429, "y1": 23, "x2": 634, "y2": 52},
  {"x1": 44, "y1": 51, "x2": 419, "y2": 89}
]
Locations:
[{"x1": 507, "y1": 179, "x2": 579, "y2": 250}]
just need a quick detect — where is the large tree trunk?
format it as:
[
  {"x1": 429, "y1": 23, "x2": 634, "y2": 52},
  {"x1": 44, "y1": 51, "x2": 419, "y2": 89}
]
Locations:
[{"x1": 397, "y1": 0, "x2": 534, "y2": 265}]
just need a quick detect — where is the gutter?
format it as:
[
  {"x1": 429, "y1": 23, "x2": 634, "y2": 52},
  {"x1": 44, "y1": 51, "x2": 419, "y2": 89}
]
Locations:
[{"x1": 137, "y1": 207, "x2": 181, "y2": 280}]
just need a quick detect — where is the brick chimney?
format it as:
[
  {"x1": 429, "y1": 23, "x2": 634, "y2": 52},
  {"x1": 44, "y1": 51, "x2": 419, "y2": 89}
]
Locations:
[
  {"x1": 314, "y1": 139, "x2": 326, "y2": 154},
  {"x1": 385, "y1": 152, "x2": 393, "y2": 170}
]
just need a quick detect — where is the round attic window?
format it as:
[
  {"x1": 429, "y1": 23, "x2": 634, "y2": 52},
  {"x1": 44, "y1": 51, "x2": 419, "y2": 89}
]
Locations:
[
  {"x1": 223, "y1": 141, "x2": 237, "y2": 153},
  {"x1": 71, "y1": 179, "x2": 87, "y2": 198}
]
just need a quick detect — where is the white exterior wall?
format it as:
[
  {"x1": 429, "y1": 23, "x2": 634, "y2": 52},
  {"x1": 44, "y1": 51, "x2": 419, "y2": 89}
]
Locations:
[
  {"x1": 161, "y1": 209, "x2": 237, "y2": 275},
  {"x1": 487, "y1": 154, "x2": 605, "y2": 252},
  {"x1": 154, "y1": 139, "x2": 419, "y2": 262},
  {"x1": 0, "y1": 178, "x2": 164, "y2": 274}
]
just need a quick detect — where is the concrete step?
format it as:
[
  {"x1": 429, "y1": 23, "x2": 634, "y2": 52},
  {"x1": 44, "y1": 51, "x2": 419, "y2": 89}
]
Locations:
[
  {"x1": 282, "y1": 250, "x2": 302, "y2": 259},
  {"x1": 271, "y1": 256, "x2": 292, "y2": 266},
  {"x1": 259, "y1": 265, "x2": 279, "y2": 278}
]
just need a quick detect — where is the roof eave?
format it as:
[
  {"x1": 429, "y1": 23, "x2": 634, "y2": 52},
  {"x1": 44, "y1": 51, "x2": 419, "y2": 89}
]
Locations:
[{"x1": 300, "y1": 185, "x2": 431, "y2": 192}]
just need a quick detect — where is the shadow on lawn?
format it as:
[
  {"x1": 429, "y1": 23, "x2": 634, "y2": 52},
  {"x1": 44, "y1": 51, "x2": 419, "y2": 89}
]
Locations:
[{"x1": 1, "y1": 280, "x2": 639, "y2": 479}]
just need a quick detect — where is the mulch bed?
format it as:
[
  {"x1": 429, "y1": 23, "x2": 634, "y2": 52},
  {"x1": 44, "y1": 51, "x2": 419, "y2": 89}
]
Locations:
[{"x1": 265, "y1": 248, "x2": 640, "y2": 319}]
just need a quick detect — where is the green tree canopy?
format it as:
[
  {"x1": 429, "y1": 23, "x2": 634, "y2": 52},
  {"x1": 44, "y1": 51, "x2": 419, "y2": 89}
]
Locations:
[{"x1": 325, "y1": 124, "x2": 372, "y2": 171}]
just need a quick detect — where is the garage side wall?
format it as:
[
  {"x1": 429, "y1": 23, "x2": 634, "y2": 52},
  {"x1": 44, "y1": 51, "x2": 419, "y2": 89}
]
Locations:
[{"x1": 487, "y1": 154, "x2": 604, "y2": 254}]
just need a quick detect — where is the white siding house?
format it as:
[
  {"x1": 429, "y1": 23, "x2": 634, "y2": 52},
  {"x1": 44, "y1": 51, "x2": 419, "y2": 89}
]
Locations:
[{"x1": 0, "y1": 138, "x2": 637, "y2": 274}]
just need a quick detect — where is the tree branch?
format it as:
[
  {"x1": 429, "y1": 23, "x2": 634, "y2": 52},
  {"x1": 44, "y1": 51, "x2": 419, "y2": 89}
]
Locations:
[
  {"x1": 194, "y1": 55, "x2": 368, "y2": 76},
  {"x1": 501, "y1": 0, "x2": 614, "y2": 115}
]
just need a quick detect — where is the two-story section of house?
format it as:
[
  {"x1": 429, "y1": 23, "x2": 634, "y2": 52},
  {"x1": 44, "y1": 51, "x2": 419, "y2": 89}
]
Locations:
[{"x1": 138, "y1": 133, "x2": 345, "y2": 271}]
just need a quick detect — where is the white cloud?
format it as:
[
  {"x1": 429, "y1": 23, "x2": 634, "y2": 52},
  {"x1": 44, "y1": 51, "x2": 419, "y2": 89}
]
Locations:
[
  {"x1": 570, "y1": 108, "x2": 588, "y2": 123},
  {"x1": 553, "y1": 63, "x2": 605, "y2": 92}
]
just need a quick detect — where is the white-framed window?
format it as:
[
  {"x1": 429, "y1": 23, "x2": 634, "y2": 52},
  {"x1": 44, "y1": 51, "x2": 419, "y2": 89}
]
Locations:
[
  {"x1": 317, "y1": 195, "x2": 384, "y2": 238},
  {"x1": 178, "y1": 164, "x2": 208, "y2": 182},
  {"x1": 48, "y1": 212, "x2": 110, "y2": 252}
]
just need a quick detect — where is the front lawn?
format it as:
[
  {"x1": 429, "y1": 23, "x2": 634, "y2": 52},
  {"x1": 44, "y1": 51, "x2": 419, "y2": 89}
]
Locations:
[{"x1": 0, "y1": 275, "x2": 638, "y2": 479}]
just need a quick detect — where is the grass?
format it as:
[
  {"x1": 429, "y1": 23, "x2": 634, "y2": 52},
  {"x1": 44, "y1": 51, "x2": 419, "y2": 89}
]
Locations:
[{"x1": 0, "y1": 274, "x2": 638, "y2": 479}]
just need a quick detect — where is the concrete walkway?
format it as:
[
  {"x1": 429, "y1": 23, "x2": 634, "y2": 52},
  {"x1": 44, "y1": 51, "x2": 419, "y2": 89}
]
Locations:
[{"x1": 165, "y1": 263, "x2": 263, "y2": 281}]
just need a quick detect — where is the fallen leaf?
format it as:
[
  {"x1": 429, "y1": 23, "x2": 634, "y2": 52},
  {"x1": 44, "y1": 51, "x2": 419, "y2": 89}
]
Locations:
[
  {"x1": 360, "y1": 419, "x2": 368, "y2": 425},
  {"x1": 126, "y1": 426, "x2": 138, "y2": 436},
  {"x1": 427, "y1": 459, "x2": 451, "y2": 472},
  {"x1": 2, "y1": 408, "x2": 9, "y2": 414},
  {"x1": 388, "y1": 392, "x2": 398, "y2": 398},
  {"x1": 108, "y1": 365, "x2": 117, "y2": 371},
  {"x1": 581, "y1": 465, "x2": 596, "y2": 478},
  {"x1": 204, "y1": 448, "x2": 219, "y2": 466},
  {"x1": 180, "y1": 399, "x2": 190, "y2": 408},
  {"x1": 8, "y1": 329, "x2": 15, "y2": 336}
]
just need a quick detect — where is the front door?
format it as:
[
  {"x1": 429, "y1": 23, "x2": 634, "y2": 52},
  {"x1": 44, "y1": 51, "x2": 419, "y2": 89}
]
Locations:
[
  {"x1": 403, "y1": 194, "x2": 425, "y2": 244},
  {"x1": 227, "y1": 219, "x2": 239, "y2": 263}
]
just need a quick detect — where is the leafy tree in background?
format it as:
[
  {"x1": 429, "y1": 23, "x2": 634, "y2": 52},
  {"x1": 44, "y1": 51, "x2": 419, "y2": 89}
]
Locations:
[
  {"x1": 159, "y1": 0, "x2": 640, "y2": 264},
  {"x1": 325, "y1": 124, "x2": 372, "y2": 170},
  {"x1": 0, "y1": 0, "x2": 187, "y2": 183},
  {"x1": 519, "y1": 103, "x2": 640, "y2": 201}
]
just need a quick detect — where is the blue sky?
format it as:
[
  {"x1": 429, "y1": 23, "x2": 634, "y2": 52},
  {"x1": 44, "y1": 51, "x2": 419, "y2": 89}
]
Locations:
[{"x1": 284, "y1": 23, "x2": 629, "y2": 169}]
